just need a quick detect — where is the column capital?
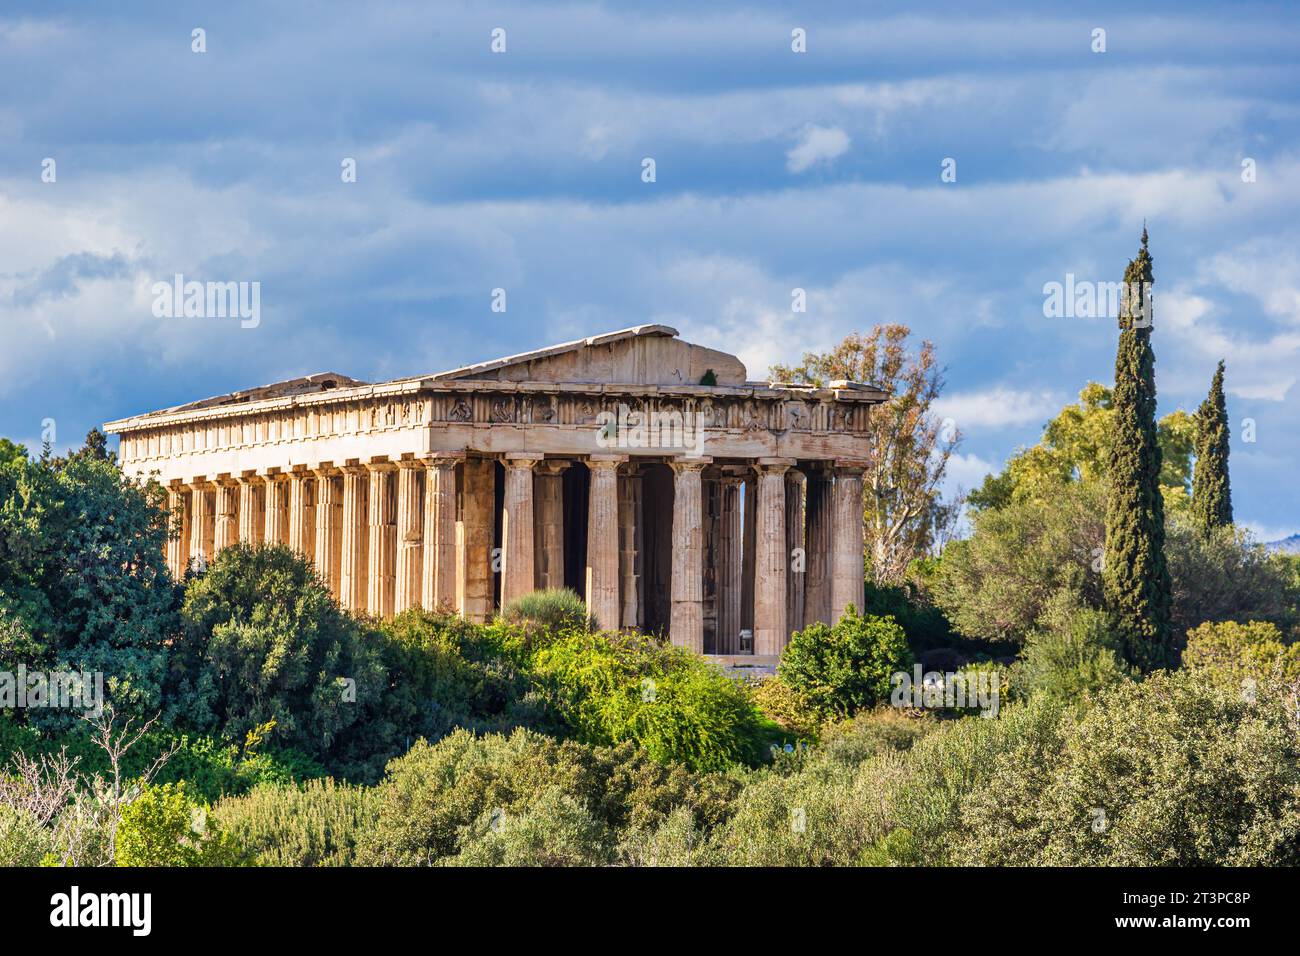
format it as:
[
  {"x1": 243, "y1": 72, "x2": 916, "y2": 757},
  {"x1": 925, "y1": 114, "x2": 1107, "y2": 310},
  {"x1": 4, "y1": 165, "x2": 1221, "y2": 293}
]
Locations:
[
  {"x1": 422, "y1": 452, "x2": 466, "y2": 467},
  {"x1": 587, "y1": 454, "x2": 628, "y2": 471},
  {"x1": 395, "y1": 457, "x2": 425, "y2": 471},
  {"x1": 365, "y1": 458, "x2": 397, "y2": 473},
  {"x1": 341, "y1": 461, "x2": 369, "y2": 476},
  {"x1": 834, "y1": 458, "x2": 870, "y2": 476},
  {"x1": 755, "y1": 457, "x2": 796, "y2": 475},
  {"x1": 503, "y1": 452, "x2": 545, "y2": 468},
  {"x1": 668, "y1": 456, "x2": 711, "y2": 474},
  {"x1": 237, "y1": 470, "x2": 263, "y2": 483},
  {"x1": 213, "y1": 473, "x2": 239, "y2": 488},
  {"x1": 536, "y1": 458, "x2": 573, "y2": 477},
  {"x1": 186, "y1": 476, "x2": 212, "y2": 489},
  {"x1": 313, "y1": 462, "x2": 340, "y2": 477}
]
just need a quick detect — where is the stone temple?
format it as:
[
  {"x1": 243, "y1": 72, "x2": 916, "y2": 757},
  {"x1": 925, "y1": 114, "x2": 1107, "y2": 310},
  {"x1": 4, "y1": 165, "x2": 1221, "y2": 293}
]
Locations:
[{"x1": 105, "y1": 325, "x2": 884, "y2": 667}]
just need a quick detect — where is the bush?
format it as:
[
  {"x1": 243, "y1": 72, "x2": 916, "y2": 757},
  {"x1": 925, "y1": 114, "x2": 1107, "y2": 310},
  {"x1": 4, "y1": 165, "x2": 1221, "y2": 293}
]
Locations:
[
  {"x1": 0, "y1": 805, "x2": 52, "y2": 866},
  {"x1": 530, "y1": 631, "x2": 770, "y2": 771},
  {"x1": 962, "y1": 671, "x2": 1300, "y2": 865},
  {"x1": 778, "y1": 607, "x2": 912, "y2": 721},
  {"x1": 442, "y1": 786, "x2": 612, "y2": 867},
  {"x1": 750, "y1": 676, "x2": 821, "y2": 741},
  {"x1": 818, "y1": 707, "x2": 934, "y2": 768},
  {"x1": 1182, "y1": 620, "x2": 1300, "y2": 691},
  {"x1": 501, "y1": 588, "x2": 595, "y2": 637},
  {"x1": 213, "y1": 778, "x2": 379, "y2": 867},
  {"x1": 1011, "y1": 605, "x2": 1132, "y2": 704},
  {"x1": 114, "y1": 783, "x2": 247, "y2": 867}
]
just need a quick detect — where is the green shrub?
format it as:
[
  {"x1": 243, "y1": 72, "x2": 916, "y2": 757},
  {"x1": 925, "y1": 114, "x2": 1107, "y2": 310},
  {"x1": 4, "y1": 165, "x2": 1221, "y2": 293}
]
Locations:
[
  {"x1": 441, "y1": 786, "x2": 612, "y2": 867},
  {"x1": 961, "y1": 671, "x2": 1300, "y2": 865},
  {"x1": 750, "y1": 676, "x2": 821, "y2": 740},
  {"x1": 531, "y1": 631, "x2": 769, "y2": 771},
  {"x1": 1011, "y1": 606, "x2": 1133, "y2": 704},
  {"x1": 501, "y1": 588, "x2": 595, "y2": 637},
  {"x1": 818, "y1": 707, "x2": 934, "y2": 768},
  {"x1": 0, "y1": 805, "x2": 52, "y2": 866},
  {"x1": 114, "y1": 783, "x2": 247, "y2": 867},
  {"x1": 1182, "y1": 620, "x2": 1300, "y2": 691},
  {"x1": 778, "y1": 607, "x2": 912, "y2": 721},
  {"x1": 213, "y1": 778, "x2": 379, "y2": 867}
]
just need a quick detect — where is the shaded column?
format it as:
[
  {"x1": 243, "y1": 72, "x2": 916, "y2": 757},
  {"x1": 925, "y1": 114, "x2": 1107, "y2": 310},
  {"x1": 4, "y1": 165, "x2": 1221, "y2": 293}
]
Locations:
[
  {"x1": 740, "y1": 476, "x2": 756, "y2": 643},
  {"x1": 533, "y1": 461, "x2": 569, "y2": 592},
  {"x1": 263, "y1": 474, "x2": 289, "y2": 547},
  {"x1": 166, "y1": 486, "x2": 190, "y2": 578},
  {"x1": 288, "y1": 470, "x2": 315, "y2": 561},
  {"x1": 422, "y1": 456, "x2": 460, "y2": 612},
  {"x1": 830, "y1": 461, "x2": 867, "y2": 622},
  {"x1": 716, "y1": 475, "x2": 743, "y2": 654},
  {"x1": 339, "y1": 464, "x2": 369, "y2": 613},
  {"x1": 500, "y1": 454, "x2": 541, "y2": 608},
  {"x1": 785, "y1": 469, "x2": 807, "y2": 640},
  {"x1": 803, "y1": 465, "x2": 834, "y2": 627},
  {"x1": 213, "y1": 478, "x2": 239, "y2": 554},
  {"x1": 367, "y1": 463, "x2": 397, "y2": 618},
  {"x1": 669, "y1": 458, "x2": 709, "y2": 652},
  {"x1": 585, "y1": 455, "x2": 624, "y2": 631},
  {"x1": 618, "y1": 463, "x2": 644, "y2": 630},
  {"x1": 753, "y1": 459, "x2": 791, "y2": 656},
  {"x1": 313, "y1": 467, "x2": 343, "y2": 598},
  {"x1": 237, "y1": 474, "x2": 263, "y2": 546},
  {"x1": 394, "y1": 461, "x2": 424, "y2": 615},
  {"x1": 189, "y1": 481, "x2": 214, "y2": 568},
  {"x1": 458, "y1": 458, "x2": 495, "y2": 622}
]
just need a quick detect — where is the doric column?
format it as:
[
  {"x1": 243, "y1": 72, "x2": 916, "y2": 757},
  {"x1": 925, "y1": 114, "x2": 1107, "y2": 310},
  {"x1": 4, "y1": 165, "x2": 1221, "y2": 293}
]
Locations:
[
  {"x1": 189, "y1": 481, "x2": 214, "y2": 568},
  {"x1": 422, "y1": 456, "x2": 460, "y2": 612},
  {"x1": 213, "y1": 478, "x2": 239, "y2": 554},
  {"x1": 339, "y1": 464, "x2": 369, "y2": 613},
  {"x1": 785, "y1": 469, "x2": 807, "y2": 640},
  {"x1": 669, "y1": 458, "x2": 709, "y2": 652},
  {"x1": 366, "y1": 462, "x2": 397, "y2": 619},
  {"x1": 803, "y1": 465, "x2": 834, "y2": 627},
  {"x1": 585, "y1": 455, "x2": 624, "y2": 631},
  {"x1": 313, "y1": 467, "x2": 343, "y2": 598},
  {"x1": 618, "y1": 463, "x2": 644, "y2": 630},
  {"x1": 394, "y1": 461, "x2": 424, "y2": 615},
  {"x1": 288, "y1": 470, "x2": 315, "y2": 560},
  {"x1": 533, "y1": 460, "x2": 569, "y2": 593},
  {"x1": 740, "y1": 476, "x2": 756, "y2": 640},
  {"x1": 716, "y1": 475, "x2": 744, "y2": 654},
  {"x1": 166, "y1": 485, "x2": 190, "y2": 578},
  {"x1": 753, "y1": 459, "x2": 791, "y2": 656},
  {"x1": 237, "y1": 474, "x2": 263, "y2": 546},
  {"x1": 458, "y1": 458, "x2": 495, "y2": 622},
  {"x1": 499, "y1": 454, "x2": 541, "y2": 609},
  {"x1": 830, "y1": 461, "x2": 867, "y2": 622},
  {"x1": 263, "y1": 474, "x2": 289, "y2": 547}
]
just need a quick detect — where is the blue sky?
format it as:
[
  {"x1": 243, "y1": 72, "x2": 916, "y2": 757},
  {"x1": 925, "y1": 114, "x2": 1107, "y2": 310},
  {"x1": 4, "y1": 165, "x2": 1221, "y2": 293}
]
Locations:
[{"x1": 2, "y1": 1, "x2": 1298, "y2": 539}]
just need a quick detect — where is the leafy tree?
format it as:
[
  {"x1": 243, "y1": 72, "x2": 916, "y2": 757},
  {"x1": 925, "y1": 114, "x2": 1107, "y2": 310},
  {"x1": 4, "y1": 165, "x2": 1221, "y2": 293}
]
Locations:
[
  {"x1": 1182, "y1": 620, "x2": 1300, "y2": 689},
  {"x1": 771, "y1": 325, "x2": 958, "y2": 583},
  {"x1": 777, "y1": 607, "x2": 912, "y2": 720},
  {"x1": 0, "y1": 433, "x2": 178, "y2": 719},
  {"x1": 967, "y1": 382, "x2": 1194, "y2": 512},
  {"x1": 1191, "y1": 360, "x2": 1233, "y2": 536},
  {"x1": 1104, "y1": 229, "x2": 1173, "y2": 670}
]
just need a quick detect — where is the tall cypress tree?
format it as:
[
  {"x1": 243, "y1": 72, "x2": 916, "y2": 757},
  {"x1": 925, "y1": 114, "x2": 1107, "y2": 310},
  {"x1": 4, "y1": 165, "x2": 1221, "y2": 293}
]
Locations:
[
  {"x1": 1191, "y1": 360, "x2": 1233, "y2": 535},
  {"x1": 1104, "y1": 228, "x2": 1173, "y2": 670}
]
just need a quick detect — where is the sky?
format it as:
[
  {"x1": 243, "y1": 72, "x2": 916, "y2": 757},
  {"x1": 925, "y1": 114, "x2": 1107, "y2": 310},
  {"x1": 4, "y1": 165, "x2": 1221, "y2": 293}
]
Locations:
[{"x1": 1, "y1": 1, "x2": 1298, "y2": 540}]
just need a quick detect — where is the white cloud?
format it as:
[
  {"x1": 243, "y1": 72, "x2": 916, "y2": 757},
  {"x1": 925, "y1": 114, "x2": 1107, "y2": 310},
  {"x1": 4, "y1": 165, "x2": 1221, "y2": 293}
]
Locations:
[
  {"x1": 932, "y1": 387, "x2": 1060, "y2": 431},
  {"x1": 786, "y1": 125, "x2": 850, "y2": 174}
]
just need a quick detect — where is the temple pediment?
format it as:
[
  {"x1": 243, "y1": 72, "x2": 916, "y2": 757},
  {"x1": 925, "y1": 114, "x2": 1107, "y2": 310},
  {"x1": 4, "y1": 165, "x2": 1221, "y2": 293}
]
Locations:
[{"x1": 431, "y1": 324, "x2": 748, "y2": 387}]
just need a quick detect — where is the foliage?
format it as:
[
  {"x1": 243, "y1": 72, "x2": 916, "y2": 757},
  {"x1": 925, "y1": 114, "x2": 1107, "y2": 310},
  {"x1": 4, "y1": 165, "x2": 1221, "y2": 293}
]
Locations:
[
  {"x1": 770, "y1": 325, "x2": 959, "y2": 583},
  {"x1": 1191, "y1": 360, "x2": 1233, "y2": 535},
  {"x1": 935, "y1": 481, "x2": 1105, "y2": 643},
  {"x1": 0, "y1": 433, "x2": 178, "y2": 720},
  {"x1": 114, "y1": 782, "x2": 247, "y2": 866},
  {"x1": 961, "y1": 671, "x2": 1300, "y2": 865},
  {"x1": 442, "y1": 786, "x2": 613, "y2": 866},
  {"x1": 777, "y1": 607, "x2": 912, "y2": 721},
  {"x1": 816, "y1": 707, "x2": 934, "y2": 768},
  {"x1": 530, "y1": 631, "x2": 769, "y2": 771},
  {"x1": 1010, "y1": 605, "x2": 1133, "y2": 704},
  {"x1": 1104, "y1": 230, "x2": 1174, "y2": 670},
  {"x1": 1182, "y1": 620, "x2": 1300, "y2": 690},
  {"x1": 168, "y1": 544, "x2": 390, "y2": 774},
  {"x1": 213, "y1": 778, "x2": 379, "y2": 867},
  {"x1": 750, "y1": 676, "x2": 821, "y2": 740},
  {"x1": 500, "y1": 587, "x2": 595, "y2": 637}
]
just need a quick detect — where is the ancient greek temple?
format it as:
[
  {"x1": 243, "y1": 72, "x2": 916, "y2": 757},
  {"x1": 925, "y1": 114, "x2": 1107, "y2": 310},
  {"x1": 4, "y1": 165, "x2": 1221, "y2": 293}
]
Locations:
[{"x1": 105, "y1": 325, "x2": 883, "y2": 665}]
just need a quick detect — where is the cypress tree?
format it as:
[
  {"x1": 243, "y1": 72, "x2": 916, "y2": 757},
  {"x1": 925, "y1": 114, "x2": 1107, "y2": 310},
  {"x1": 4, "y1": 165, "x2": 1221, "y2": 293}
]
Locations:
[
  {"x1": 1191, "y1": 360, "x2": 1232, "y2": 535},
  {"x1": 1104, "y1": 228, "x2": 1174, "y2": 670}
]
